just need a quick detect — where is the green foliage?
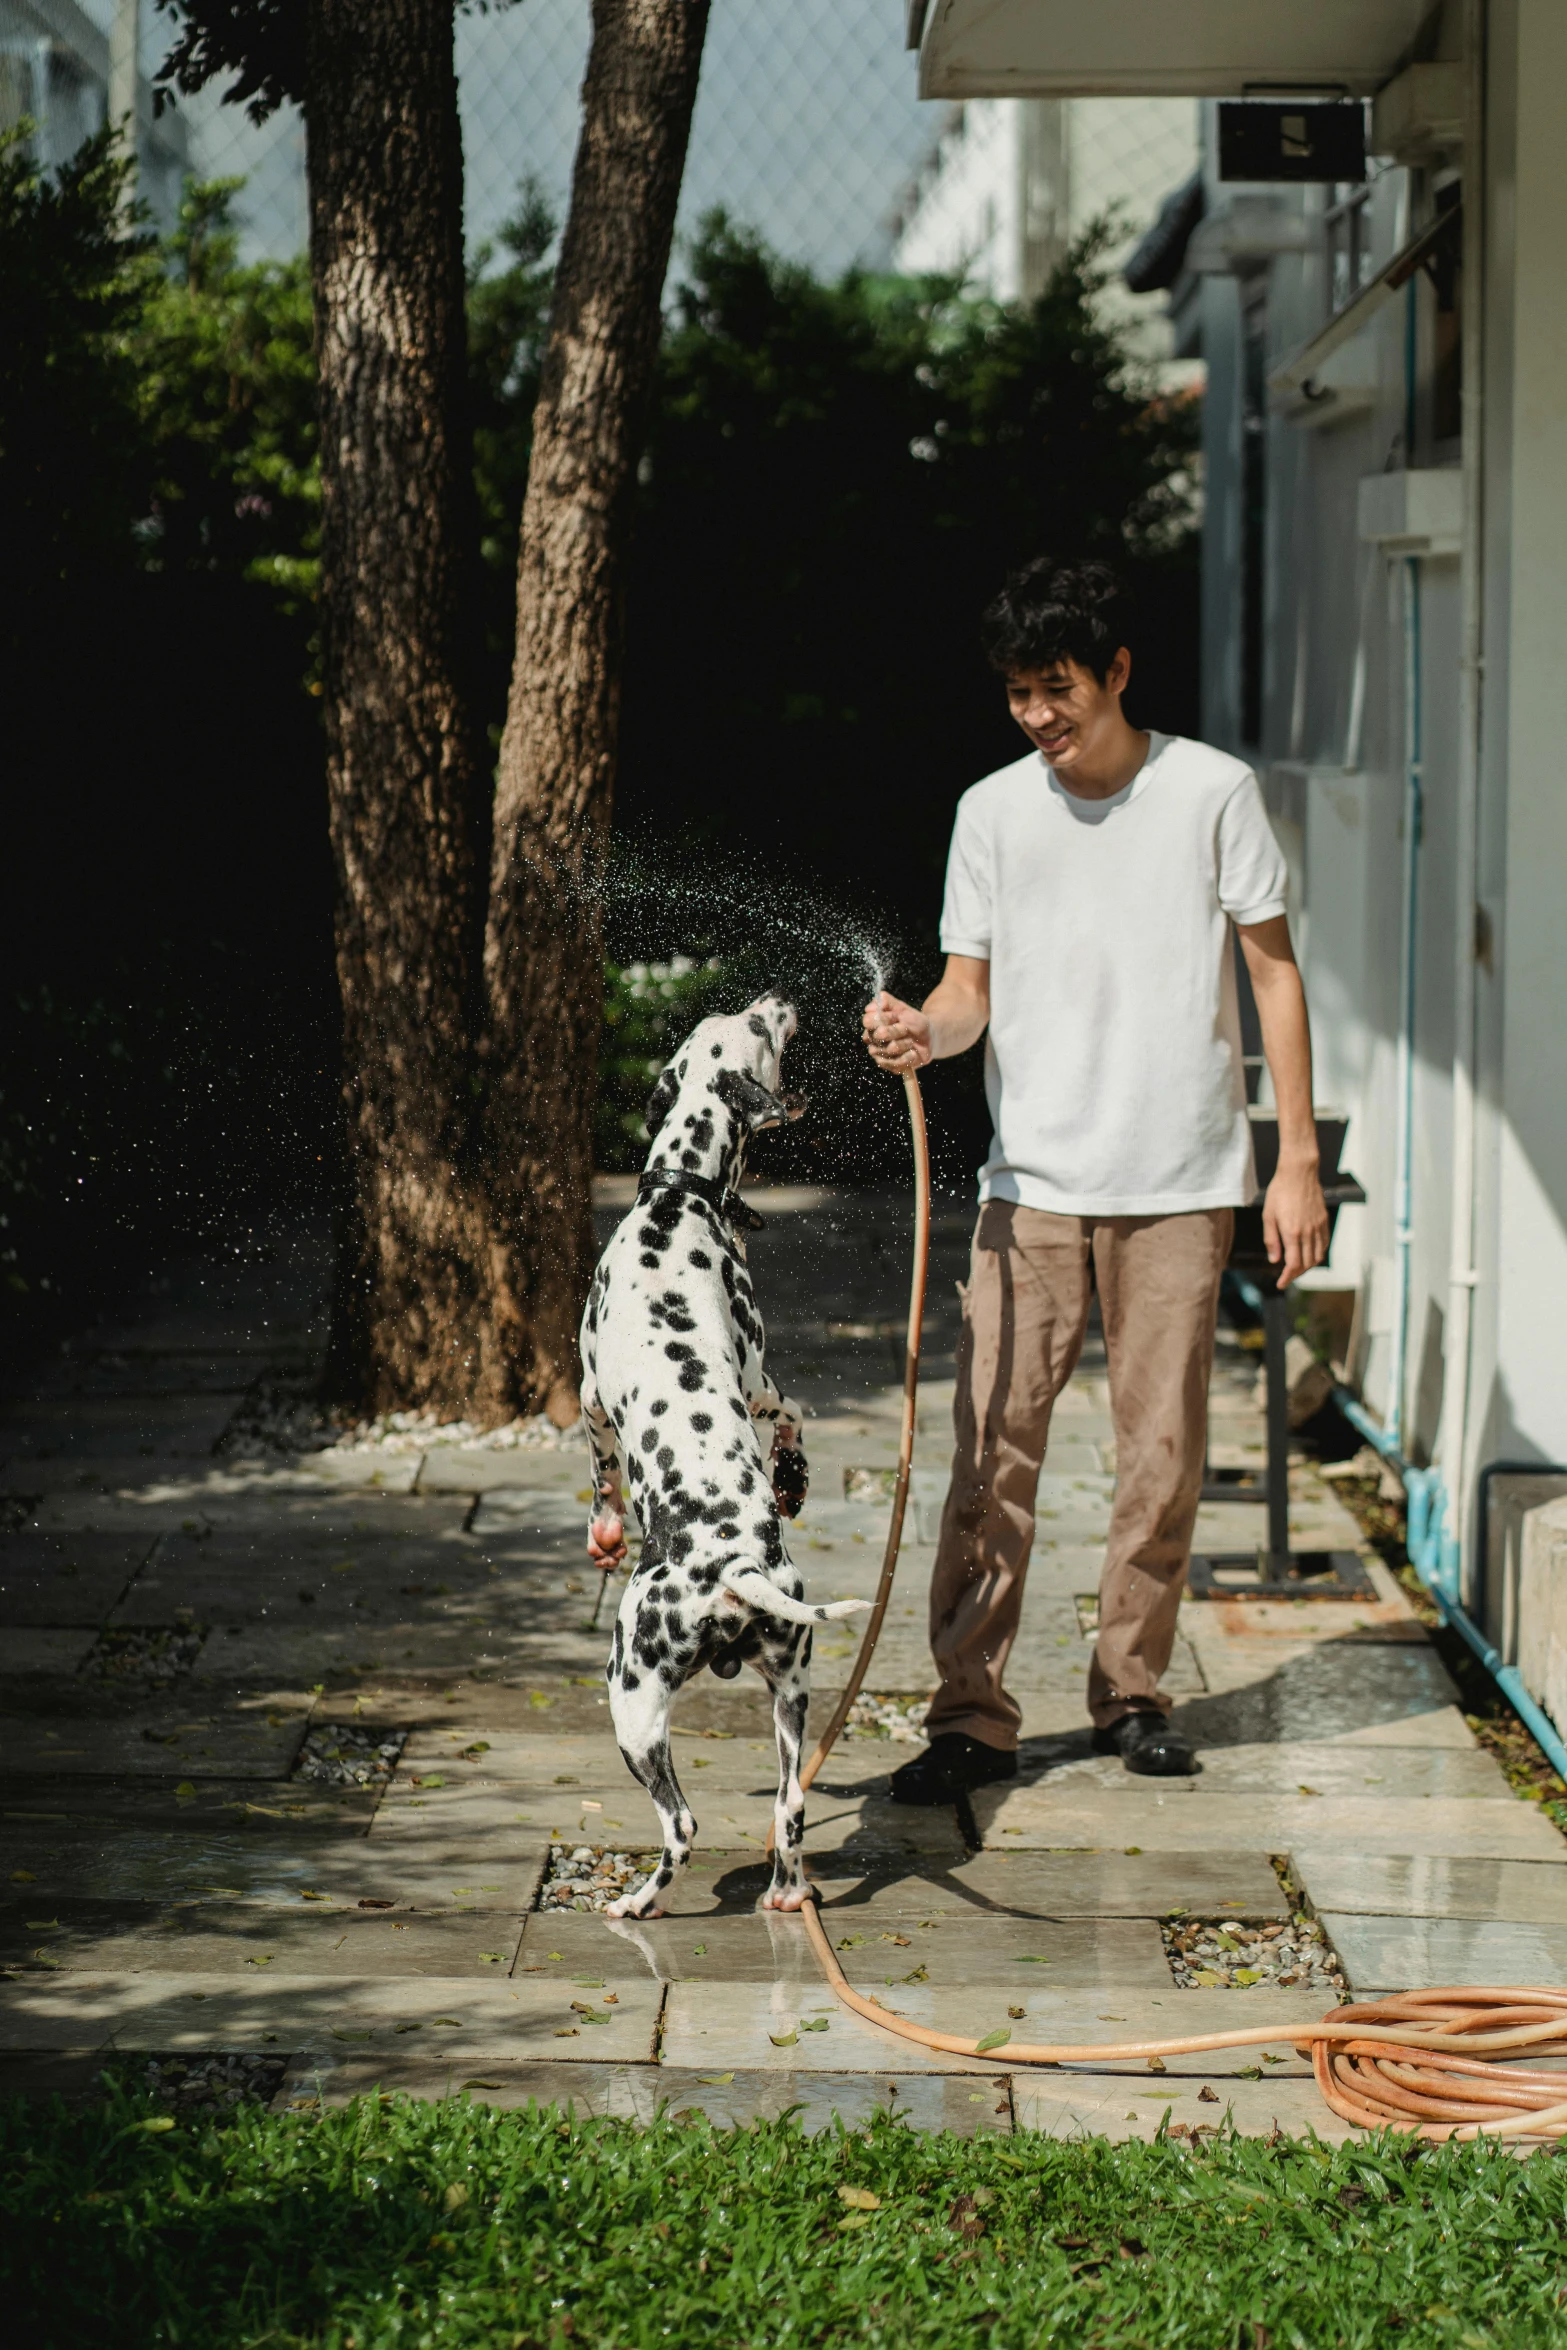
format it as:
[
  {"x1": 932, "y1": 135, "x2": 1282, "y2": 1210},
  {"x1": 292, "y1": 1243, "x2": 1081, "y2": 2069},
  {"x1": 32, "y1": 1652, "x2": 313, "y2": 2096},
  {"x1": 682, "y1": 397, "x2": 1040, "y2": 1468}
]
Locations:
[
  {"x1": 135, "y1": 177, "x2": 318, "y2": 606},
  {"x1": 597, "y1": 955, "x2": 730, "y2": 1171},
  {"x1": 613, "y1": 215, "x2": 1202, "y2": 917},
  {"x1": 3, "y1": 2082, "x2": 1565, "y2": 2347},
  {"x1": 0, "y1": 128, "x2": 155, "y2": 608}
]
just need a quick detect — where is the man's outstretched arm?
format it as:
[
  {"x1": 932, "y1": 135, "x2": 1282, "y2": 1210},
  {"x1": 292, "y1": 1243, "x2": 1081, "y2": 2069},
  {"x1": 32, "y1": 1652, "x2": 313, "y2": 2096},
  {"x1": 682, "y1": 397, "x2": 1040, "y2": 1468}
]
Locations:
[
  {"x1": 863, "y1": 956, "x2": 991, "y2": 1072},
  {"x1": 1237, "y1": 915, "x2": 1330, "y2": 1289}
]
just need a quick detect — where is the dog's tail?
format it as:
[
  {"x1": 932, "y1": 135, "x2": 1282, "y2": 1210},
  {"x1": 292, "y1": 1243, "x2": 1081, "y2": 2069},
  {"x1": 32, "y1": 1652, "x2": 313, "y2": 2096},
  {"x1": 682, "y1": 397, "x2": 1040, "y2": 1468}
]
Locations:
[{"x1": 717, "y1": 1566, "x2": 870, "y2": 1627}]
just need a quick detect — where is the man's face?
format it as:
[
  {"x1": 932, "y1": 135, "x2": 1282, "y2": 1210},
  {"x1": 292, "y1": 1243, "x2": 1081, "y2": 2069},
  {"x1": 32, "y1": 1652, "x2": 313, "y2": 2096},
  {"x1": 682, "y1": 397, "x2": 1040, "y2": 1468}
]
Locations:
[{"x1": 1004, "y1": 648, "x2": 1131, "y2": 770}]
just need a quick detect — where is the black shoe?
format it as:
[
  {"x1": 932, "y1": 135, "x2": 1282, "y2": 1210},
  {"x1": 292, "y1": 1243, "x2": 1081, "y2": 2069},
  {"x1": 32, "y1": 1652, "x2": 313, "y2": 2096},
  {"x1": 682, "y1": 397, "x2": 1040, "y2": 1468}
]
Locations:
[
  {"x1": 888, "y1": 1732, "x2": 1018, "y2": 1806},
  {"x1": 1092, "y1": 1709, "x2": 1196, "y2": 1778}
]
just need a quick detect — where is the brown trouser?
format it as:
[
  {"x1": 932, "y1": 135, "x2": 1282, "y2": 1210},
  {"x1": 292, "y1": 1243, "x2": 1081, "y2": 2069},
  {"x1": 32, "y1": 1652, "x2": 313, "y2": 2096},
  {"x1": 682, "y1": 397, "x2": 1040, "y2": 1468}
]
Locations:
[{"x1": 926, "y1": 1201, "x2": 1232, "y2": 1749}]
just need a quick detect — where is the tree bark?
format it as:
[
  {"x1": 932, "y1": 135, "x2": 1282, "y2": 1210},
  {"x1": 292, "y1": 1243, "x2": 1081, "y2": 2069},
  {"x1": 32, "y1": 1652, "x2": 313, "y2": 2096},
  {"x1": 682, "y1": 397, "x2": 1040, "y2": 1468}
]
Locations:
[
  {"x1": 480, "y1": 0, "x2": 710, "y2": 1426},
  {"x1": 306, "y1": 0, "x2": 495, "y2": 1417}
]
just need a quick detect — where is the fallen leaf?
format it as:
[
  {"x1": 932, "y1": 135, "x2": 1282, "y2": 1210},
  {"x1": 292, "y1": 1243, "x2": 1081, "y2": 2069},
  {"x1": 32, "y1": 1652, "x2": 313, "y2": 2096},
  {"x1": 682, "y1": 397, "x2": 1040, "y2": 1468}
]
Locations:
[
  {"x1": 838, "y1": 2186, "x2": 880, "y2": 2210},
  {"x1": 358, "y1": 1898, "x2": 394, "y2": 1911},
  {"x1": 836, "y1": 1934, "x2": 868, "y2": 1950},
  {"x1": 1198, "y1": 2085, "x2": 1220, "y2": 2103},
  {"x1": 24, "y1": 1921, "x2": 59, "y2": 1932},
  {"x1": 974, "y1": 2028, "x2": 1011, "y2": 2054},
  {"x1": 174, "y1": 1781, "x2": 198, "y2": 1800},
  {"x1": 9, "y1": 1871, "x2": 35, "y2": 1884},
  {"x1": 800, "y1": 2017, "x2": 830, "y2": 2031},
  {"x1": 1014, "y1": 1955, "x2": 1053, "y2": 1964},
  {"x1": 769, "y1": 2030, "x2": 798, "y2": 2047},
  {"x1": 137, "y1": 2117, "x2": 177, "y2": 2135},
  {"x1": 443, "y1": 2182, "x2": 468, "y2": 2211},
  {"x1": 948, "y1": 2194, "x2": 986, "y2": 2241},
  {"x1": 478, "y1": 1953, "x2": 507, "y2": 1965},
  {"x1": 692, "y1": 1943, "x2": 707, "y2": 1957},
  {"x1": 573, "y1": 1977, "x2": 605, "y2": 1988},
  {"x1": 431, "y1": 2016, "x2": 463, "y2": 2027},
  {"x1": 1147, "y1": 2056, "x2": 1168, "y2": 2074},
  {"x1": 461, "y1": 2078, "x2": 506, "y2": 2089},
  {"x1": 394, "y1": 2022, "x2": 423, "y2": 2034},
  {"x1": 838, "y1": 2210, "x2": 873, "y2": 2230},
  {"x1": 554, "y1": 2027, "x2": 579, "y2": 2038},
  {"x1": 1007, "y1": 2005, "x2": 1026, "y2": 2020},
  {"x1": 1298, "y1": 1786, "x2": 1321, "y2": 1798},
  {"x1": 697, "y1": 2072, "x2": 734, "y2": 2086},
  {"x1": 331, "y1": 2030, "x2": 372, "y2": 2042},
  {"x1": 244, "y1": 1955, "x2": 274, "y2": 1969},
  {"x1": 1123, "y1": 1845, "x2": 1142, "y2": 1856},
  {"x1": 299, "y1": 1891, "x2": 329, "y2": 1903},
  {"x1": 902, "y1": 1964, "x2": 929, "y2": 1984}
]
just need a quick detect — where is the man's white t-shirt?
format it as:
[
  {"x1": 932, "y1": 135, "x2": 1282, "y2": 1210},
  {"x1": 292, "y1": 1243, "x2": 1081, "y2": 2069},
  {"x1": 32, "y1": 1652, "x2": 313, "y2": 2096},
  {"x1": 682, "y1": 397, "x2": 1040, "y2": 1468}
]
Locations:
[{"x1": 939, "y1": 731, "x2": 1289, "y2": 1216}]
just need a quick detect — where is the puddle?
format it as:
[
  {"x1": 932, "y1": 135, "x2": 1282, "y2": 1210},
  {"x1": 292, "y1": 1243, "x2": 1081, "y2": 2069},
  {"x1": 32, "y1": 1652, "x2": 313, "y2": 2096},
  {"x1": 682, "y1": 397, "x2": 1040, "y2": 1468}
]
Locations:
[
  {"x1": 292, "y1": 1723, "x2": 407, "y2": 1789},
  {"x1": 1162, "y1": 1913, "x2": 1346, "y2": 1996},
  {"x1": 80, "y1": 1626, "x2": 208, "y2": 1684}
]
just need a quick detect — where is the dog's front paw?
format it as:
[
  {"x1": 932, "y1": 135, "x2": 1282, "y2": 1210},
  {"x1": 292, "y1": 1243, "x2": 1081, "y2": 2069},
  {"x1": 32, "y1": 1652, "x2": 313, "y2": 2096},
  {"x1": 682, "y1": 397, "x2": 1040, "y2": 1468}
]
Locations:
[
  {"x1": 772, "y1": 1445, "x2": 809, "y2": 1519},
  {"x1": 605, "y1": 1890, "x2": 663, "y2": 1920}
]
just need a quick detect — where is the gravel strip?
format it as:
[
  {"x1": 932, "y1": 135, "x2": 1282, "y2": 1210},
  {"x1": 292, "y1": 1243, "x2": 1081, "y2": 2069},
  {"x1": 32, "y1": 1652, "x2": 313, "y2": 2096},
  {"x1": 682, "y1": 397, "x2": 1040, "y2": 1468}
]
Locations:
[
  {"x1": 80, "y1": 1625, "x2": 207, "y2": 1684},
  {"x1": 1163, "y1": 1913, "x2": 1347, "y2": 1996},
  {"x1": 843, "y1": 1693, "x2": 929, "y2": 1742},
  {"x1": 539, "y1": 1843, "x2": 648, "y2": 1911},
  {"x1": 292, "y1": 1722, "x2": 407, "y2": 1788},
  {"x1": 134, "y1": 2053, "x2": 289, "y2": 2111},
  {"x1": 217, "y1": 1380, "x2": 582, "y2": 1461}
]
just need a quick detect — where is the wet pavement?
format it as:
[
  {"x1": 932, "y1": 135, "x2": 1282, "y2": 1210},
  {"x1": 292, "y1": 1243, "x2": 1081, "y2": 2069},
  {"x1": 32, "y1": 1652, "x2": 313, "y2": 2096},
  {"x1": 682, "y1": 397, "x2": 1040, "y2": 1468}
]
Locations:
[{"x1": 2, "y1": 1185, "x2": 1563, "y2": 2138}]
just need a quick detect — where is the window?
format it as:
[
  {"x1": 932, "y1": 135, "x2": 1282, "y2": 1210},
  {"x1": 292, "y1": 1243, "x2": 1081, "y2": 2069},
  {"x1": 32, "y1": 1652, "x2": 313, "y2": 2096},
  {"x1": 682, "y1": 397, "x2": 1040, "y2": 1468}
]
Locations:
[{"x1": 1324, "y1": 183, "x2": 1373, "y2": 316}]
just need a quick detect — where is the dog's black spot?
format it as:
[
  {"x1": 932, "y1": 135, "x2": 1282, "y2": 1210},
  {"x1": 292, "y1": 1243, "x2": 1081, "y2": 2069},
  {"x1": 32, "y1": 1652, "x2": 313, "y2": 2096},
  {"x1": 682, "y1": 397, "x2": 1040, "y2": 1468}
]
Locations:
[
  {"x1": 688, "y1": 1249, "x2": 712, "y2": 1270},
  {"x1": 690, "y1": 1411, "x2": 713, "y2": 1433},
  {"x1": 640, "y1": 1253, "x2": 660, "y2": 1269},
  {"x1": 748, "y1": 1015, "x2": 770, "y2": 1039},
  {"x1": 651, "y1": 1398, "x2": 668, "y2": 1417}
]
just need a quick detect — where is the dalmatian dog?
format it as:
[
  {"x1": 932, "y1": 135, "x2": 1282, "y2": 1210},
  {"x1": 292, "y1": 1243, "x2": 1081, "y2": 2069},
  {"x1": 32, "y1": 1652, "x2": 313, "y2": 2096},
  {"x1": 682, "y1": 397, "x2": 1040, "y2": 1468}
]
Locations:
[{"x1": 579, "y1": 992, "x2": 867, "y2": 1918}]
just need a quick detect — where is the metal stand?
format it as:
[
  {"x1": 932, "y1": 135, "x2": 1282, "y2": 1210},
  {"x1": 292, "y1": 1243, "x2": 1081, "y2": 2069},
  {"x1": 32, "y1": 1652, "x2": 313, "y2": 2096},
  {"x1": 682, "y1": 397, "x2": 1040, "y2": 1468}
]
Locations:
[{"x1": 1188, "y1": 1269, "x2": 1377, "y2": 1603}]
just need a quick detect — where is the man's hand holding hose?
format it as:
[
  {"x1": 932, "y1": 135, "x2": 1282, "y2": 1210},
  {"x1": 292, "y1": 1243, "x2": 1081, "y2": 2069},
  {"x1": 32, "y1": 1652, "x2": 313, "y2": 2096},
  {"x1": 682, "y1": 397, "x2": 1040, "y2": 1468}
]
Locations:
[{"x1": 863, "y1": 958, "x2": 991, "y2": 1077}]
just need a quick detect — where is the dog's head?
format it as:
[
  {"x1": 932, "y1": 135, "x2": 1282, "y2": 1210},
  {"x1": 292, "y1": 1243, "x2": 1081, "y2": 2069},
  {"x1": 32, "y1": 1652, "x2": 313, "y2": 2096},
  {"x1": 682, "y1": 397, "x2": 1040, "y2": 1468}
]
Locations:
[{"x1": 644, "y1": 993, "x2": 803, "y2": 1181}]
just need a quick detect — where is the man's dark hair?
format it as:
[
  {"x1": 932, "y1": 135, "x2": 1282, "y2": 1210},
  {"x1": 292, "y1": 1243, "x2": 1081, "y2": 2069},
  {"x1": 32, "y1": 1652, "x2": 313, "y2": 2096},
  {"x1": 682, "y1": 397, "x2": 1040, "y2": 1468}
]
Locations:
[{"x1": 979, "y1": 557, "x2": 1132, "y2": 682}]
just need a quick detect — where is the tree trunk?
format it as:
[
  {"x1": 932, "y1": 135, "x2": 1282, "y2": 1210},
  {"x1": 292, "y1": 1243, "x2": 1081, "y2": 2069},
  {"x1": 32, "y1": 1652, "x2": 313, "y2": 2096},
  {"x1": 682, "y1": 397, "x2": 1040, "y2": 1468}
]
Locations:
[
  {"x1": 306, "y1": 0, "x2": 495, "y2": 1417},
  {"x1": 480, "y1": 0, "x2": 710, "y2": 1426}
]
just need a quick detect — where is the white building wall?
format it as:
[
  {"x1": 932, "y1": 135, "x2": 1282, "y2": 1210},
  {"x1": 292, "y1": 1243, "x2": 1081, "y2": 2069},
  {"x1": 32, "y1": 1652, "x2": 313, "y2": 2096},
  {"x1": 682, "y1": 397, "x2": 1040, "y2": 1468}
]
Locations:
[
  {"x1": 1491, "y1": 0, "x2": 1567, "y2": 1468},
  {"x1": 891, "y1": 95, "x2": 1200, "y2": 364}
]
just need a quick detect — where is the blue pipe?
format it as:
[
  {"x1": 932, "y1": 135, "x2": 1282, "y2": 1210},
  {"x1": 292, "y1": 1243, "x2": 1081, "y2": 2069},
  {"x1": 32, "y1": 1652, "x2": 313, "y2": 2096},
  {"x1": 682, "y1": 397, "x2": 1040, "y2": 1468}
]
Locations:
[{"x1": 1331, "y1": 1386, "x2": 1567, "y2": 1785}]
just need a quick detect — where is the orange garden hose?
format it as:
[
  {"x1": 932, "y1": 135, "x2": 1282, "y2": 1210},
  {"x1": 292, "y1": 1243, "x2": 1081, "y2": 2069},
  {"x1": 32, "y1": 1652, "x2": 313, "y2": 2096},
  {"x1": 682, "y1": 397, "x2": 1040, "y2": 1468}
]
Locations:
[{"x1": 783, "y1": 1068, "x2": 1567, "y2": 2143}]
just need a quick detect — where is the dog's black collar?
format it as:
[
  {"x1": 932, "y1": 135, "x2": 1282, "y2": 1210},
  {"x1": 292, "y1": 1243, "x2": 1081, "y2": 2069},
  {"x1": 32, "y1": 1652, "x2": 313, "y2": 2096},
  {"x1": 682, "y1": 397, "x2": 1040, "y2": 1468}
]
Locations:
[{"x1": 637, "y1": 1169, "x2": 766, "y2": 1232}]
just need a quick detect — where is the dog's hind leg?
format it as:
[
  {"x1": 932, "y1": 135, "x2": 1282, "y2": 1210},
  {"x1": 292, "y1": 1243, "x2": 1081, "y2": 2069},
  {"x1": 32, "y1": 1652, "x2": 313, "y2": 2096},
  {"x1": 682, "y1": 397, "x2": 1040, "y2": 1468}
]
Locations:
[
  {"x1": 604, "y1": 1670, "x2": 695, "y2": 1921},
  {"x1": 759, "y1": 1638, "x2": 811, "y2": 1911}
]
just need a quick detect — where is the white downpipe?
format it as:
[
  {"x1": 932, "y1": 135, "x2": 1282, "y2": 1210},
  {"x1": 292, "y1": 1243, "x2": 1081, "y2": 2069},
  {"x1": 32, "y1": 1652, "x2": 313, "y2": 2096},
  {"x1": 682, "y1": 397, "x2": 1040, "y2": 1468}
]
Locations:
[
  {"x1": 1435, "y1": 0, "x2": 1487, "y2": 1581},
  {"x1": 1389, "y1": 553, "x2": 1423, "y2": 1454}
]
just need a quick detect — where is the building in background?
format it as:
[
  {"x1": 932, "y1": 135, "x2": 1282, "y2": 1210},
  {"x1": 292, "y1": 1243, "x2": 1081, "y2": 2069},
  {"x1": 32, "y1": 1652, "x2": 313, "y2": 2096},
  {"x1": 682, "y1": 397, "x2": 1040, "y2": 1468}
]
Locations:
[
  {"x1": 889, "y1": 93, "x2": 1201, "y2": 371},
  {"x1": 906, "y1": 0, "x2": 1567, "y2": 1759}
]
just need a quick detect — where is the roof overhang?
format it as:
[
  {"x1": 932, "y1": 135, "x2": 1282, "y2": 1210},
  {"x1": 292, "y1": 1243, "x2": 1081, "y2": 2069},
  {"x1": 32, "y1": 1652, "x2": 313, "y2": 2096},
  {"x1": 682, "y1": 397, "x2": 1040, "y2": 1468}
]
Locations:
[{"x1": 911, "y1": 2, "x2": 1434, "y2": 100}]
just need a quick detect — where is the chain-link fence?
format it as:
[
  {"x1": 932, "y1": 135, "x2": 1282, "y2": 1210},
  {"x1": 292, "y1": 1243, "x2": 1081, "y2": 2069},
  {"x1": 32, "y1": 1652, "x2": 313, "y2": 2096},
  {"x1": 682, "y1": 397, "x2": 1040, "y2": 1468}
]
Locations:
[{"x1": 5, "y1": 0, "x2": 942, "y2": 276}]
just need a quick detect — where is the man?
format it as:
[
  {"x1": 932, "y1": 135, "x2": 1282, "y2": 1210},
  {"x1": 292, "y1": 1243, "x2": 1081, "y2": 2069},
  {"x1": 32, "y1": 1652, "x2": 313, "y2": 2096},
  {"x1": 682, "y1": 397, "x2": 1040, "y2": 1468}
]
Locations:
[{"x1": 863, "y1": 556, "x2": 1328, "y2": 1791}]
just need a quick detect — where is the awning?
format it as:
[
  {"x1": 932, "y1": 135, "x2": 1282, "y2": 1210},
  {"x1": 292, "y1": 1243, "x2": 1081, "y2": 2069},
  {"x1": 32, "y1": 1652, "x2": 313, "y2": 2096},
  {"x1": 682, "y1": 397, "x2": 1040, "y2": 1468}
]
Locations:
[
  {"x1": 1266, "y1": 203, "x2": 1461, "y2": 399},
  {"x1": 909, "y1": 1, "x2": 1433, "y2": 100}
]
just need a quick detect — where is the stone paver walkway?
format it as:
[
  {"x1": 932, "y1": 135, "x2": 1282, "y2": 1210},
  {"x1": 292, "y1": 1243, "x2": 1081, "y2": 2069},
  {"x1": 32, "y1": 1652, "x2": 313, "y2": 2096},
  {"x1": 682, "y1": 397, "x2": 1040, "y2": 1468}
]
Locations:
[{"x1": 2, "y1": 1185, "x2": 1563, "y2": 2137}]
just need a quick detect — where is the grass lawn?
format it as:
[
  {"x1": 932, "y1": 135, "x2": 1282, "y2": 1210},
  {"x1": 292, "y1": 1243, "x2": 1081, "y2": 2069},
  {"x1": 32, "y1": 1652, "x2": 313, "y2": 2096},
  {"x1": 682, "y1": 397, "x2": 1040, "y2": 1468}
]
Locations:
[{"x1": 2, "y1": 2083, "x2": 1564, "y2": 2348}]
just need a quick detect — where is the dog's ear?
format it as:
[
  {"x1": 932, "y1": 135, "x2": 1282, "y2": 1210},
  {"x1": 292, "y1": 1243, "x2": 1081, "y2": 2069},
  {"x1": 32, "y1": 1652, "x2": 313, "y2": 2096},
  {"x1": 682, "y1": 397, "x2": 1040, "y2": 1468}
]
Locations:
[
  {"x1": 644, "y1": 1062, "x2": 680, "y2": 1138},
  {"x1": 714, "y1": 1067, "x2": 803, "y2": 1131}
]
